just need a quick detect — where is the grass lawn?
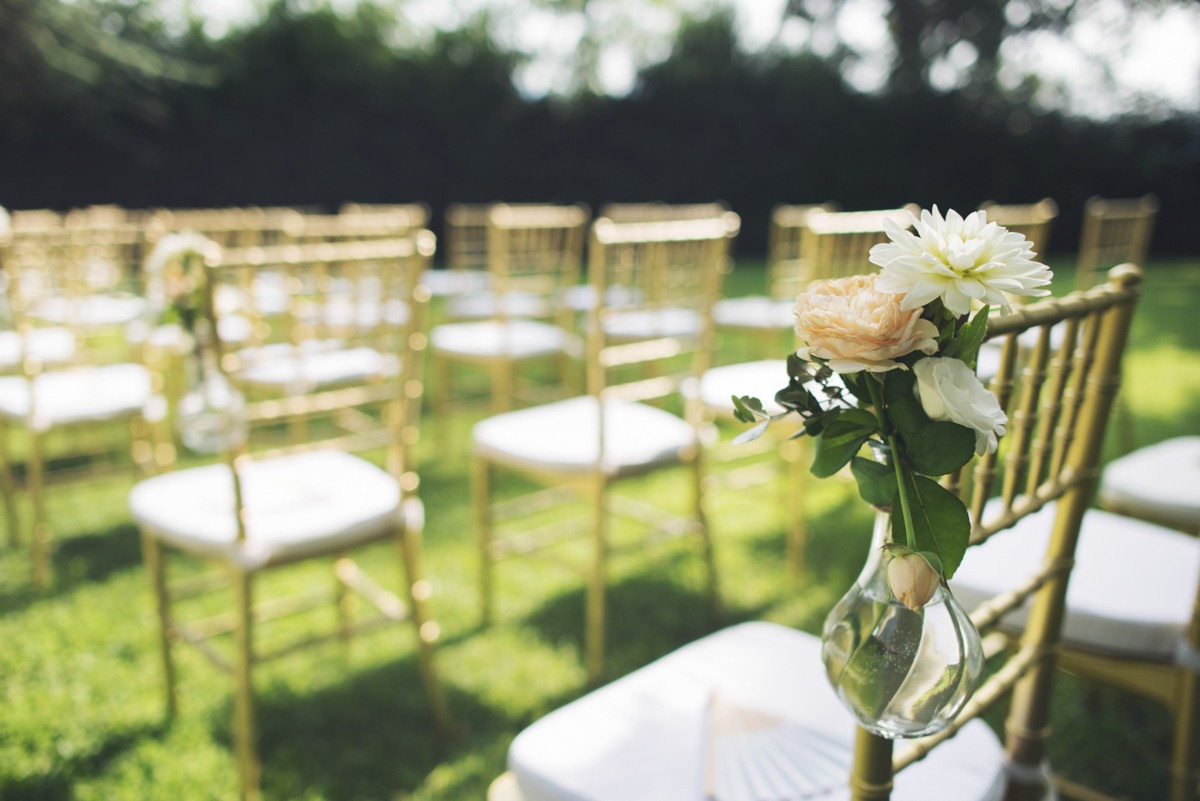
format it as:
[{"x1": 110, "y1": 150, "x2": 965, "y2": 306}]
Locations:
[{"x1": 1, "y1": 257, "x2": 1196, "y2": 800}]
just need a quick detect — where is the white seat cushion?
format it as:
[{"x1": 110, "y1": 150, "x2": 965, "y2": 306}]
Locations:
[
  {"x1": 1099, "y1": 437, "x2": 1200, "y2": 531},
  {"x1": 431, "y1": 320, "x2": 580, "y2": 360},
  {"x1": 420, "y1": 268, "x2": 491, "y2": 297},
  {"x1": 0, "y1": 363, "x2": 153, "y2": 427},
  {"x1": 562, "y1": 284, "x2": 643, "y2": 312},
  {"x1": 602, "y1": 307, "x2": 701, "y2": 341},
  {"x1": 35, "y1": 293, "x2": 146, "y2": 327},
  {"x1": 129, "y1": 449, "x2": 405, "y2": 570},
  {"x1": 234, "y1": 345, "x2": 398, "y2": 390},
  {"x1": 951, "y1": 502, "x2": 1200, "y2": 659},
  {"x1": 473, "y1": 396, "x2": 696, "y2": 477},
  {"x1": 446, "y1": 291, "x2": 550, "y2": 320},
  {"x1": 0, "y1": 328, "x2": 75, "y2": 371},
  {"x1": 509, "y1": 621, "x2": 1005, "y2": 801},
  {"x1": 699, "y1": 360, "x2": 791, "y2": 416},
  {"x1": 712, "y1": 295, "x2": 794, "y2": 330}
]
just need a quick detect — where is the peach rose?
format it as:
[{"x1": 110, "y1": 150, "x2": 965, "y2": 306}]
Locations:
[{"x1": 793, "y1": 274, "x2": 939, "y2": 373}]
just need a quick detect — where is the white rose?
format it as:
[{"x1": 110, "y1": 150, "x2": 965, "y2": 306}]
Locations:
[{"x1": 912, "y1": 357, "x2": 1007, "y2": 455}]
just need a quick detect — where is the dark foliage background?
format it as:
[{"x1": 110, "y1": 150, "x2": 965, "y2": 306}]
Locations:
[{"x1": 0, "y1": 0, "x2": 1196, "y2": 256}]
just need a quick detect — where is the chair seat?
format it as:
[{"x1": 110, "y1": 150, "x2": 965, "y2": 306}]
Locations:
[
  {"x1": 1099, "y1": 437, "x2": 1200, "y2": 531},
  {"x1": 129, "y1": 449, "x2": 406, "y2": 570},
  {"x1": 420, "y1": 268, "x2": 491, "y2": 297},
  {"x1": 712, "y1": 295, "x2": 794, "y2": 330},
  {"x1": 446, "y1": 291, "x2": 550, "y2": 320},
  {"x1": 0, "y1": 363, "x2": 153, "y2": 427},
  {"x1": 952, "y1": 503, "x2": 1200, "y2": 660},
  {"x1": 562, "y1": 284, "x2": 642, "y2": 312},
  {"x1": 431, "y1": 320, "x2": 580, "y2": 360},
  {"x1": 602, "y1": 307, "x2": 701, "y2": 341},
  {"x1": 699, "y1": 360, "x2": 791, "y2": 416},
  {"x1": 508, "y1": 621, "x2": 1005, "y2": 801},
  {"x1": 0, "y1": 328, "x2": 75, "y2": 371},
  {"x1": 235, "y1": 344, "x2": 398, "y2": 390},
  {"x1": 473, "y1": 396, "x2": 696, "y2": 477},
  {"x1": 34, "y1": 293, "x2": 146, "y2": 327}
]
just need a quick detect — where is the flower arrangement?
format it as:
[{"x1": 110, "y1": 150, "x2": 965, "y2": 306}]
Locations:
[
  {"x1": 734, "y1": 207, "x2": 1052, "y2": 610},
  {"x1": 143, "y1": 231, "x2": 220, "y2": 337}
]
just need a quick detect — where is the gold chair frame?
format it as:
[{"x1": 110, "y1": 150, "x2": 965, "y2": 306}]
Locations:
[
  {"x1": 473, "y1": 213, "x2": 740, "y2": 681},
  {"x1": 1076, "y1": 194, "x2": 1158, "y2": 290},
  {"x1": 979, "y1": 197, "x2": 1058, "y2": 258},
  {"x1": 137, "y1": 234, "x2": 451, "y2": 801}
]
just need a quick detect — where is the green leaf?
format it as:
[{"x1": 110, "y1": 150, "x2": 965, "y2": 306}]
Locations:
[
  {"x1": 906, "y1": 421, "x2": 976, "y2": 476},
  {"x1": 891, "y1": 473, "x2": 971, "y2": 578},
  {"x1": 811, "y1": 415, "x2": 875, "y2": 478},
  {"x1": 850, "y1": 456, "x2": 897, "y2": 507},
  {"x1": 943, "y1": 306, "x2": 990, "y2": 369},
  {"x1": 732, "y1": 420, "x2": 770, "y2": 445},
  {"x1": 731, "y1": 394, "x2": 767, "y2": 425}
]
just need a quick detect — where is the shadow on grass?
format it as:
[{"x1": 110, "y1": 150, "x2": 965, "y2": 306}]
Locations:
[
  {"x1": 0, "y1": 523, "x2": 142, "y2": 614},
  {"x1": 522, "y1": 570, "x2": 754, "y2": 681},
  {"x1": 0, "y1": 722, "x2": 167, "y2": 801},
  {"x1": 248, "y1": 659, "x2": 496, "y2": 801}
]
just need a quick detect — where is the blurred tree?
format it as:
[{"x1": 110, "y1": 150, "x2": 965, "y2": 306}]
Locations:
[
  {"x1": 778, "y1": 0, "x2": 1172, "y2": 99},
  {"x1": 0, "y1": 0, "x2": 216, "y2": 142}
]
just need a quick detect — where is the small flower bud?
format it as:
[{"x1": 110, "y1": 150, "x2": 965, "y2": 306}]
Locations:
[{"x1": 887, "y1": 552, "x2": 940, "y2": 612}]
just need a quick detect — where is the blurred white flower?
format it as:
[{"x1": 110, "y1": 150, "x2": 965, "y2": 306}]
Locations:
[
  {"x1": 0, "y1": 206, "x2": 10, "y2": 240},
  {"x1": 144, "y1": 231, "x2": 219, "y2": 278},
  {"x1": 143, "y1": 231, "x2": 219, "y2": 316},
  {"x1": 870, "y1": 207, "x2": 1052, "y2": 316},
  {"x1": 913, "y1": 357, "x2": 1007, "y2": 455}
]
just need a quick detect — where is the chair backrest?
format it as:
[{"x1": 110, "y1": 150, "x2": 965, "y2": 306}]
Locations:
[
  {"x1": 598, "y1": 202, "x2": 729, "y2": 224},
  {"x1": 487, "y1": 203, "x2": 589, "y2": 324},
  {"x1": 443, "y1": 203, "x2": 491, "y2": 274},
  {"x1": 278, "y1": 208, "x2": 425, "y2": 245},
  {"x1": 194, "y1": 234, "x2": 433, "y2": 504},
  {"x1": 766, "y1": 202, "x2": 838, "y2": 300},
  {"x1": 586, "y1": 213, "x2": 739, "y2": 428},
  {"x1": 1076, "y1": 194, "x2": 1158, "y2": 290},
  {"x1": 338, "y1": 202, "x2": 431, "y2": 230},
  {"x1": 802, "y1": 206, "x2": 919, "y2": 284},
  {"x1": 853, "y1": 265, "x2": 1143, "y2": 800},
  {"x1": 979, "y1": 198, "x2": 1058, "y2": 257}
]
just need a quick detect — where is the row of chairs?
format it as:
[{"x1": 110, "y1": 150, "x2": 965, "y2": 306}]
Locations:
[{"x1": 0, "y1": 196, "x2": 1170, "y2": 800}]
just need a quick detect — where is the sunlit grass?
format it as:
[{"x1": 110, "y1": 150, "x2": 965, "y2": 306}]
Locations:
[{"x1": 0, "y1": 255, "x2": 1196, "y2": 800}]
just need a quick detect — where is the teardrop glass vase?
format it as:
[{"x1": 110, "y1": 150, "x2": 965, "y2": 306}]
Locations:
[{"x1": 820, "y1": 510, "x2": 984, "y2": 739}]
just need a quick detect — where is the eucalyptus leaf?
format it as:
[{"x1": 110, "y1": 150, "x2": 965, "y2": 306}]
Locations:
[
  {"x1": 811, "y1": 416, "x2": 874, "y2": 478},
  {"x1": 731, "y1": 394, "x2": 766, "y2": 424},
  {"x1": 906, "y1": 421, "x2": 976, "y2": 476},
  {"x1": 732, "y1": 419, "x2": 770, "y2": 445},
  {"x1": 850, "y1": 456, "x2": 897, "y2": 507},
  {"x1": 891, "y1": 473, "x2": 970, "y2": 578}
]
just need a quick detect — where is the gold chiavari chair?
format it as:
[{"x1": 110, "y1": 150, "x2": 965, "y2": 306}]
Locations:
[
  {"x1": 1076, "y1": 194, "x2": 1158, "y2": 290},
  {"x1": 473, "y1": 213, "x2": 739, "y2": 683},
  {"x1": 426, "y1": 202, "x2": 494, "y2": 298},
  {"x1": 711, "y1": 203, "x2": 835, "y2": 356},
  {"x1": 338, "y1": 201, "x2": 431, "y2": 230},
  {"x1": 954, "y1": 436, "x2": 1200, "y2": 800},
  {"x1": 597, "y1": 201, "x2": 729, "y2": 224},
  {"x1": 698, "y1": 206, "x2": 919, "y2": 573},
  {"x1": 429, "y1": 203, "x2": 589, "y2": 417},
  {"x1": 979, "y1": 197, "x2": 1058, "y2": 258},
  {"x1": 130, "y1": 234, "x2": 450, "y2": 801},
  {"x1": 487, "y1": 264, "x2": 1143, "y2": 801},
  {"x1": 0, "y1": 209, "x2": 166, "y2": 586}
]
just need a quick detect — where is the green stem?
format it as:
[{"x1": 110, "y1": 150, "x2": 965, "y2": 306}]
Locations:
[{"x1": 866, "y1": 375, "x2": 918, "y2": 550}]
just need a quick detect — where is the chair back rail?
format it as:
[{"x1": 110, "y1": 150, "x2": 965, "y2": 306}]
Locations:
[
  {"x1": 979, "y1": 198, "x2": 1058, "y2": 257},
  {"x1": 1076, "y1": 194, "x2": 1158, "y2": 290},
  {"x1": 801, "y1": 205, "x2": 919, "y2": 284}
]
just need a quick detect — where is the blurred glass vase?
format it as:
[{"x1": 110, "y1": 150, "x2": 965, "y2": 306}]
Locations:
[
  {"x1": 820, "y1": 510, "x2": 983, "y2": 739},
  {"x1": 177, "y1": 353, "x2": 247, "y2": 454}
]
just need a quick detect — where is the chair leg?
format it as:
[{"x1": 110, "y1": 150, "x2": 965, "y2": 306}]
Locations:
[
  {"x1": 783, "y1": 437, "x2": 808, "y2": 575},
  {"x1": 0, "y1": 422, "x2": 19, "y2": 547},
  {"x1": 29, "y1": 430, "x2": 51, "y2": 588},
  {"x1": 586, "y1": 475, "x2": 607, "y2": 683},
  {"x1": 395, "y1": 500, "x2": 453, "y2": 738},
  {"x1": 1170, "y1": 669, "x2": 1200, "y2": 801},
  {"x1": 690, "y1": 451, "x2": 723, "y2": 624},
  {"x1": 473, "y1": 454, "x2": 495, "y2": 627},
  {"x1": 141, "y1": 532, "x2": 179, "y2": 718},
  {"x1": 491, "y1": 359, "x2": 513, "y2": 414},
  {"x1": 231, "y1": 568, "x2": 261, "y2": 801}
]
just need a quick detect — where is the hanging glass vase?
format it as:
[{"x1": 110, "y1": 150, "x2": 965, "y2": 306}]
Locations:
[
  {"x1": 820, "y1": 509, "x2": 983, "y2": 739},
  {"x1": 176, "y1": 345, "x2": 247, "y2": 455}
]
